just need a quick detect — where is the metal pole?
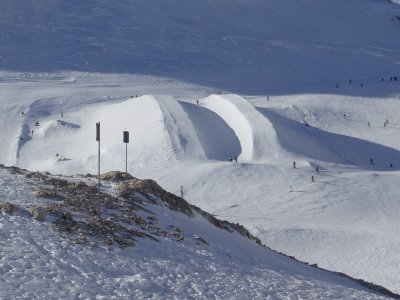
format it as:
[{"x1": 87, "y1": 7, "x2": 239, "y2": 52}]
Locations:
[
  {"x1": 96, "y1": 122, "x2": 101, "y2": 219},
  {"x1": 98, "y1": 137, "x2": 100, "y2": 218},
  {"x1": 125, "y1": 142, "x2": 128, "y2": 173}
]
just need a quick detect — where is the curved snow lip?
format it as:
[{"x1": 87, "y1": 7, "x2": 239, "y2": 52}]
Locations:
[
  {"x1": 203, "y1": 94, "x2": 290, "y2": 163},
  {"x1": 258, "y1": 108, "x2": 400, "y2": 171},
  {"x1": 154, "y1": 96, "x2": 206, "y2": 161},
  {"x1": 179, "y1": 101, "x2": 241, "y2": 161}
]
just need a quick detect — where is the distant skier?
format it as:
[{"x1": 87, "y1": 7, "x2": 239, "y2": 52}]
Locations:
[
  {"x1": 361, "y1": 83, "x2": 363, "y2": 88},
  {"x1": 293, "y1": 161, "x2": 296, "y2": 169},
  {"x1": 31, "y1": 130, "x2": 33, "y2": 135},
  {"x1": 267, "y1": 96, "x2": 270, "y2": 101},
  {"x1": 370, "y1": 158, "x2": 374, "y2": 165},
  {"x1": 349, "y1": 79, "x2": 352, "y2": 85},
  {"x1": 21, "y1": 111, "x2": 25, "y2": 115},
  {"x1": 196, "y1": 99, "x2": 199, "y2": 105},
  {"x1": 368, "y1": 122, "x2": 370, "y2": 127},
  {"x1": 311, "y1": 175, "x2": 315, "y2": 182},
  {"x1": 56, "y1": 153, "x2": 59, "y2": 157},
  {"x1": 343, "y1": 113, "x2": 347, "y2": 119},
  {"x1": 390, "y1": 163, "x2": 394, "y2": 168},
  {"x1": 381, "y1": 77, "x2": 384, "y2": 82},
  {"x1": 315, "y1": 166, "x2": 319, "y2": 174},
  {"x1": 336, "y1": 83, "x2": 339, "y2": 88},
  {"x1": 229, "y1": 156, "x2": 233, "y2": 162},
  {"x1": 384, "y1": 122, "x2": 386, "y2": 128},
  {"x1": 35, "y1": 121, "x2": 40, "y2": 127},
  {"x1": 61, "y1": 112, "x2": 63, "y2": 118}
]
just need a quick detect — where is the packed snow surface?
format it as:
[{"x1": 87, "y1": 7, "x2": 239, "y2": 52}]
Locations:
[{"x1": 1, "y1": 0, "x2": 400, "y2": 297}]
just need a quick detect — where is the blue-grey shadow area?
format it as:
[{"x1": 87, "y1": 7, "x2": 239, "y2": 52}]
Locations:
[
  {"x1": 180, "y1": 101, "x2": 241, "y2": 161},
  {"x1": 56, "y1": 120, "x2": 80, "y2": 129},
  {"x1": 258, "y1": 108, "x2": 400, "y2": 171},
  {"x1": 0, "y1": 0, "x2": 399, "y2": 96}
]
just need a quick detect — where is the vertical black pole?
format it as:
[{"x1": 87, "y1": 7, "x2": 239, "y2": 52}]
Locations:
[
  {"x1": 123, "y1": 131, "x2": 129, "y2": 174},
  {"x1": 96, "y1": 122, "x2": 101, "y2": 218}
]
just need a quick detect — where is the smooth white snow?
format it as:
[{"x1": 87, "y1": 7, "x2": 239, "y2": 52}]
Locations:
[{"x1": 1, "y1": 0, "x2": 400, "y2": 297}]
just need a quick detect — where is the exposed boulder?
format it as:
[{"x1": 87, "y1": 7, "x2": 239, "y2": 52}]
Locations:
[
  {"x1": 0, "y1": 201, "x2": 18, "y2": 215},
  {"x1": 27, "y1": 205, "x2": 47, "y2": 221},
  {"x1": 100, "y1": 171, "x2": 135, "y2": 182},
  {"x1": 116, "y1": 179, "x2": 194, "y2": 217}
]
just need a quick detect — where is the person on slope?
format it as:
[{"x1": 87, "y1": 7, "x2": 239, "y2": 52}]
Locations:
[{"x1": 293, "y1": 161, "x2": 296, "y2": 169}]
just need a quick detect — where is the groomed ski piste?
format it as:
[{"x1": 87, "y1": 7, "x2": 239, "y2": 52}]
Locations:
[
  {"x1": 0, "y1": 72, "x2": 400, "y2": 298},
  {"x1": 2, "y1": 0, "x2": 400, "y2": 298}
]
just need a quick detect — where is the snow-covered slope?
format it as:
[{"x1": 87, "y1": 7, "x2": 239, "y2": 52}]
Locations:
[
  {"x1": 0, "y1": 166, "x2": 396, "y2": 299},
  {"x1": 0, "y1": 0, "x2": 399, "y2": 93},
  {"x1": 1, "y1": 73, "x2": 400, "y2": 294}
]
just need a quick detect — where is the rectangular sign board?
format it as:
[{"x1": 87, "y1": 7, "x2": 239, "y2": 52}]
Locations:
[
  {"x1": 96, "y1": 122, "x2": 100, "y2": 141},
  {"x1": 123, "y1": 131, "x2": 129, "y2": 143}
]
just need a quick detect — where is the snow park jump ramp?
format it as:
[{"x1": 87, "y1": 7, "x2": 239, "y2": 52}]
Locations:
[
  {"x1": 17, "y1": 95, "x2": 179, "y2": 175},
  {"x1": 155, "y1": 96, "x2": 241, "y2": 162},
  {"x1": 16, "y1": 95, "x2": 243, "y2": 175},
  {"x1": 203, "y1": 94, "x2": 291, "y2": 163}
]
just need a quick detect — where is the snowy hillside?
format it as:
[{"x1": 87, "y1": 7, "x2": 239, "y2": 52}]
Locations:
[
  {"x1": 1, "y1": 166, "x2": 395, "y2": 299},
  {"x1": 1, "y1": 0, "x2": 400, "y2": 297},
  {"x1": 1, "y1": 72, "x2": 400, "y2": 296}
]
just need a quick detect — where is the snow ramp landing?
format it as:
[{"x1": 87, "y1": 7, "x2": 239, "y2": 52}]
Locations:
[
  {"x1": 203, "y1": 95, "x2": 289, "y2": 163},
  {"x1": 155, "y1": 96, "x2": 241, "y2": 161}
]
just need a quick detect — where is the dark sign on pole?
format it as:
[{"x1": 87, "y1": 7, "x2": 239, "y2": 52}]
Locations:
[
  {"x1": 96, "y1": 122, "x2": 100, "y2": 141},
  {"x1": 123, "y1": 131, "x2": 129, "y2": 143},
  {"x1": 123, "y1": 131, "x2": 129, "y2": 173}
]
